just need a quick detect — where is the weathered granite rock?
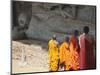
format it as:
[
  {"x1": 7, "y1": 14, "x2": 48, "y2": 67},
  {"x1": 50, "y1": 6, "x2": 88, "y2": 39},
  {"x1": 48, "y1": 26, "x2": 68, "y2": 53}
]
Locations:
[
  {"x1": 12, "y1": 1, "x2": 96, "y2": 41},
  {"x1": 12, "y1": 27, "x2": 26, "y2": 40}
]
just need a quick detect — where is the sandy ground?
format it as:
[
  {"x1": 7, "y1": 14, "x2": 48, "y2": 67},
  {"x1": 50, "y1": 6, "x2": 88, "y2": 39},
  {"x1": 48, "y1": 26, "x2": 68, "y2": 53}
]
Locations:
[{"x1": 12, "y1": 40, "x2": 49, "y2": 74}]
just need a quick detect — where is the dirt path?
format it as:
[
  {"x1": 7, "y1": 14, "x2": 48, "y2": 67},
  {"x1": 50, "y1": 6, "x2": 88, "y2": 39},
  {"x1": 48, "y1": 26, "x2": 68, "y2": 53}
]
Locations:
[{"x1": 12, "y1": 40, "x2": 49, "y2": 74}]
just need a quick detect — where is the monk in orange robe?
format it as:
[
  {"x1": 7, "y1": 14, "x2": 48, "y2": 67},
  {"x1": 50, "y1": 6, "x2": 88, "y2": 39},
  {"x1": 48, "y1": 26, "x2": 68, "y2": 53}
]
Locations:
[
  {"x1": 69, "y1": 30, "x2": 80, "y2": 70},
  {"x1": 79, "y1": 26, "x2": 96, "y2": 70},
  {"x1": 59, "y1": 37, "x2": 71, "y2": 71},
  {"x1": 48, "y1": 35, "x2": 59, "y2": 71}
]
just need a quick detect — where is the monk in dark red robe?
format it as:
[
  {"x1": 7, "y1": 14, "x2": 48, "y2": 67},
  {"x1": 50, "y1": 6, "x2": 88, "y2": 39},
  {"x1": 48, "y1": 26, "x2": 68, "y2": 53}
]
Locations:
[{"x1": 79, "y1": 26, "x2": 96, "y2": 70}]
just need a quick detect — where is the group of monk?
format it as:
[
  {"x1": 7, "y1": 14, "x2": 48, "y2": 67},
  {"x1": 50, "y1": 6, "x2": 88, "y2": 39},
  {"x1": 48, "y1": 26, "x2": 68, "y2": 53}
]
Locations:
[{"x1": 48, "y1": 26, "x2": 96, "y2": 72}]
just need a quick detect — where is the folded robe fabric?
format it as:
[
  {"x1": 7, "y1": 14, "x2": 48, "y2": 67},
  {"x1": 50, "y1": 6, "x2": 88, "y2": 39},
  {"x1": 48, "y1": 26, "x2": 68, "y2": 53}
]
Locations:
[
  {"x1": 48, "y1": 39, "x2": 59, "y2": 71},
  {"x1": 59, "y1": 42, "x2": 71, "y2": 70},
  {"x1": 69, "y1": 35, "x2": 80, "y2": 70}
]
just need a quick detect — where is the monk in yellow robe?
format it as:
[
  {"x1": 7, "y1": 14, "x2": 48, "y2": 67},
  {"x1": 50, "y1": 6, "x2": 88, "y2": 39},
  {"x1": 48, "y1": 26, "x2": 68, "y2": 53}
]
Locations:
[
  {"x1": 69, "y1": 30, "x2": 80, "y2": 70},
  {"x1": 59, "y1": 36, "x2": 71, "y2": 71},
  {"x1": 48, "y1": 35, "x2": 59, "y2": 71},
  {"x1": 60, "y1": 37, "x2": 71, "y2": 70}
]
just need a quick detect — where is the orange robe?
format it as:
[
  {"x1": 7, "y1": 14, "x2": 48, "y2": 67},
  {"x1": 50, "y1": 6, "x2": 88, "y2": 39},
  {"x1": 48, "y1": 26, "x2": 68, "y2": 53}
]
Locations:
[
  {"x1": 69, "y1": 36, "x2": 80, "y2": 70},
  {"x1": 60, "y1": 42, "x2": 71, "y2": 70},
  {"x1": 48, "y1": 39, "x2": 59, "y2": 71}
]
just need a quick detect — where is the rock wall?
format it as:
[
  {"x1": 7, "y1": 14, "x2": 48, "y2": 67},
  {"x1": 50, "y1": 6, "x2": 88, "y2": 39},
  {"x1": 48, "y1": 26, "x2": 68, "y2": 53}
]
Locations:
[
  {"x1": 77, "y1": 6, "x2": 96, "y2": 23},
  {"x1": 12, "y1": 1, "x2": 96, "y2": 41}
]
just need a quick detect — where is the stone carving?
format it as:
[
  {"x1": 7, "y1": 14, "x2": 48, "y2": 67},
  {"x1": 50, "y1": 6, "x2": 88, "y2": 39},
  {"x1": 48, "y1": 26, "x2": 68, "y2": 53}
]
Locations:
[{"x1": 12, "y1": 2, "x2": 96, "y2": 41}]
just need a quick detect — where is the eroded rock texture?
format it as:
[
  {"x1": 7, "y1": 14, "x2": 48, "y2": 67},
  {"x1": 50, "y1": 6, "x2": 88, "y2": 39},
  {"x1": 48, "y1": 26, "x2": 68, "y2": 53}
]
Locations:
[{"x1": 12, "y1": 1, "x2": 96, "y2": 41}]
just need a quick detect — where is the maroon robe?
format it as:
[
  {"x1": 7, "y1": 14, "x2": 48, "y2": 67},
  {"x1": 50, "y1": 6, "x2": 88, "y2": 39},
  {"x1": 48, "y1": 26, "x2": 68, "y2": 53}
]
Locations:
[{"x1": 79, "y1": 34, "x2": 95, "y2": 70}]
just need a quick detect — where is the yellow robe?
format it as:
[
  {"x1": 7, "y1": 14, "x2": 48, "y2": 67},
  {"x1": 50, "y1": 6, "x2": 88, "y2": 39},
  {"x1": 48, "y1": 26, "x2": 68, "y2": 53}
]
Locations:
[
  {"x1": 60, "y1": 42, "x2": 71, "y2": 70},
  {"x1": 48, "y1": 39, "x2": 59, "y2": 71}
]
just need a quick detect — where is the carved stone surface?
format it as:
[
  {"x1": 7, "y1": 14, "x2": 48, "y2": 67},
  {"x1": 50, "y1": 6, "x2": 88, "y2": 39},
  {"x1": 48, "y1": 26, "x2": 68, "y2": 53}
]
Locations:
[{"x1": 12, "y1": 1, "x2": 96, "y2": 41}]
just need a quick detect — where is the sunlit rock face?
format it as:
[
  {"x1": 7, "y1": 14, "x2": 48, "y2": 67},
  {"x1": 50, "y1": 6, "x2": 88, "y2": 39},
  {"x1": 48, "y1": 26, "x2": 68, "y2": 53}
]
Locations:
[{"x1": 12, "y1": 1, "x2": 96, "y2": 41}]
